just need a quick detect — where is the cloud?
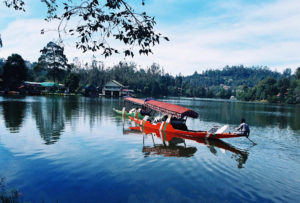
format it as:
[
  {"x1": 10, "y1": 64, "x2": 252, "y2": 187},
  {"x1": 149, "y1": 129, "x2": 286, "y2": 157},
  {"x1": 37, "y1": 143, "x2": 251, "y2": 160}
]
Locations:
[
  {"x1": 143, "y1": 0, "x2": 300, "y2": 74},
  {"x1": 0, "y1": 19, "x2": 59, "y2": 61},
  {"x1": 0, "y1": 0, "x2": 300, "y2": 75}
]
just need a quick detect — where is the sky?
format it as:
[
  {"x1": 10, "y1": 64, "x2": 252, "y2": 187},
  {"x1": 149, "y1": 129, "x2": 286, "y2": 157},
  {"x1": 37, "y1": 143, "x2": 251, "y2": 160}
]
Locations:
[{"x1": 0, "y1": 0, "x2": 300, "y2": 75}]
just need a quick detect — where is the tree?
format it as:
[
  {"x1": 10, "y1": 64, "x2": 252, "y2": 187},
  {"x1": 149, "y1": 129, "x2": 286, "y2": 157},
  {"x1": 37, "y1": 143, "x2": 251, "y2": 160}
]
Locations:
[
  {"x1": 65, "y1": 72, "x2": 79, "y2": 93},
  {"x1": 283, "y1": 68, "x2": 291, "y2": 77},
  {"x1": 277, "y1": 78, "x2": 290, "y2": 102},
  {"x1": 0, "y1": 58, "x2": 5, "y2": 75},
  {"x1": 0, "y1": 34, "x2": 3, "y2": 48},
  {"x1": 3, "y1": 0, "x2": 168, "y2": 57},
  {"x1": 3, "y1": 54, "x2": 27, "y2": 90},
  {"x1": 296, "y1": 67, "x2": 300, "y2": 80},
  {"x1": 38, "y1": 41, "x2": 68, "y2": 82}
]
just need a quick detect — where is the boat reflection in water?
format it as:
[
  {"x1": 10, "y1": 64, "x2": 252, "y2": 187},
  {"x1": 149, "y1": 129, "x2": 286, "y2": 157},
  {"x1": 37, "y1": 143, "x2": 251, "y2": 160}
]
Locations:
[
  {"x1": 126, "y1": 126, "x2": 249, "y2": 168},
  {"x1": 142, "y1": 135, "x2": 197, "y2": 158}
]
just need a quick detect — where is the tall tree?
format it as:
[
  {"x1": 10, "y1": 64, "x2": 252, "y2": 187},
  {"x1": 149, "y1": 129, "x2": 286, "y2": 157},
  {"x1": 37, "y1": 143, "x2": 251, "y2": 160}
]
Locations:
[
  {"x1": 38, "y1": 41, "x2": 68, "y2": 82},
  {"x1": 3, "y1": 54, "x2": 27, "y2": 90},
  {"x1": 3, "y1": 0, "x2": 168, "y2": 57},
  {"x1": 296, "y1": 67, "x2": 300, "y2": 80},
  {"x1": 0, "y1": 34, "x2": 3, "y2": 48},
  {"x1": 0, "y1": 58, "x2": 5, "y2": 75},
  {"x1": 283, "y1": 68, "x2": 292, "y2": 77}
]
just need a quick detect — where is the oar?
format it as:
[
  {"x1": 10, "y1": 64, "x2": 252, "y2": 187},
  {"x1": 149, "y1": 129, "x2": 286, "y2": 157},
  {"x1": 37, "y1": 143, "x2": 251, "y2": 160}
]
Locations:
[{"x1": 246, "y1": 137, "x2": 256, "y2": 145}]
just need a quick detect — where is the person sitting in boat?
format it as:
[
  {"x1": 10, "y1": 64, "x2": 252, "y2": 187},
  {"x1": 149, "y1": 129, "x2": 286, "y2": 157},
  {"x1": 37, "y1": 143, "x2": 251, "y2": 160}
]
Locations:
[
  {"x1": 235, "y1": 118, "x2": 250, "y2": 137},
  {"x1": 162, "y1": 115, "x2": 168, "y2": 121},
  {"x1": 140, "y1": 107, "x2": 151, "y2": 116},
  {"x1": 129, "y1": 108, "x2": 139, "y2": 114},
  {"x1": 170, "y1": 117, "x2": 188, "y2": 131},
  {"x1": 152, "y1": 115, "x2": 162, "y2": 123}
]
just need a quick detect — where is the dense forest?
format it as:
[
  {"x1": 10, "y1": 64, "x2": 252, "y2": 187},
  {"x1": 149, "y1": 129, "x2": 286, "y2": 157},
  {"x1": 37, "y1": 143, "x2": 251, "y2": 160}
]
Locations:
[{"x1": 0, "y1": 42, "x2": 299, "y2": 104}]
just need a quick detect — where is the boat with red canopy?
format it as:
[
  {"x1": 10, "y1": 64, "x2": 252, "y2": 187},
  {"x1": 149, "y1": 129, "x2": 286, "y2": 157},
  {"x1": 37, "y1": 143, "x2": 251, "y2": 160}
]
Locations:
[{"x1": 129, "y1": 99, "x2": 245, "y2": 139}]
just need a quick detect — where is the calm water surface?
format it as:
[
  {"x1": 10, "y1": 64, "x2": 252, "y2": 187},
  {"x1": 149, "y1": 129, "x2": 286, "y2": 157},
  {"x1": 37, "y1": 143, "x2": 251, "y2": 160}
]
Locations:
[{"x1": 0, "y1": 96, "x2": 299, "y2": 202}]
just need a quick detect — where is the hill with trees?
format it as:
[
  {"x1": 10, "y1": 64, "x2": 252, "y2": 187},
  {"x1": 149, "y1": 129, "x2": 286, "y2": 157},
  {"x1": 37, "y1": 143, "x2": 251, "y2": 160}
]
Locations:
[{"x1": 185, "y1": 65, "x2": 282, "y2": 87}]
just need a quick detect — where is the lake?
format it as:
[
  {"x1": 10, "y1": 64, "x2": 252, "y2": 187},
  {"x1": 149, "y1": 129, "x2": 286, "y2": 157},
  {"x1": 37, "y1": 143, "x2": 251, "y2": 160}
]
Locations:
[{"x1": 0, "y1": 96, "x2": 299, "y2": 202}]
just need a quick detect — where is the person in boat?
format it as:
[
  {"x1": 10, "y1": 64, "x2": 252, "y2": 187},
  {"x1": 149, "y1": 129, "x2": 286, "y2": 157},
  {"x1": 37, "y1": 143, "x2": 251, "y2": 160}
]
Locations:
[
  {"x1": 153, "y1": 115, "x2": 163, "y2": 123},
  {"x1": 170, "y1": 117, "x2": 188, "y2": 131},
  {"x1": 129, "y1": 108, "x2": 140, "y2": 114},
  {"x1": 129, "y1": 108, "x2": 136, "y2": 114},
  {"x1": 235, "y1": 118, "x2": 250, "y2": 137},
  {"x1": 152, "y1": 115, "x2": 167, "y2": 124},
  {"x1": 140, "y1": 106, "x2": 151, "y2": 116}
]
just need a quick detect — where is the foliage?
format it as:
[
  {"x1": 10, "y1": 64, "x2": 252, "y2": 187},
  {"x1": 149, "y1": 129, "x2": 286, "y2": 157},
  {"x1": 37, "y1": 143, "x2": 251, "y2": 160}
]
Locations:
[
  {"x1": 2, "y1": 54, "x2": 27, "y2": 90},
  {"x1": 296, "y1": 67, "x2": 300, "y2": 80},
  {"x1": 65, "y1": 72, "x2": 80, "y2": 93},
  {"x1": 185, "y1": 65, "x2": 281, "y2": 87},
  {"x1": 237, "y1": 73, "x2": 300, "y2": 104},
  {"x1": 29, "y1": 62, "x2": 48, "y2": 82},
  {"x1": 38, "y1": 41, "x2": 68, "y2": 82},
  {"x1": 3, "y1": 0, "x2": 168, "y2": 57},
  {"x1": 0, "y1": 58, "x2": 5, "y2": 75},
  {"x1": 0, "y1": 34, "x2": 3, "y2": 48}
]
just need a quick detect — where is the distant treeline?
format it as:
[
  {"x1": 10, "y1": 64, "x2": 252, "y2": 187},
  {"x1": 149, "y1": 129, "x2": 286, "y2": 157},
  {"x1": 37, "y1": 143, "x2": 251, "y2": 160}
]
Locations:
[{"x1": 0, "y1": 42, "x2": 299, "y2": 104}]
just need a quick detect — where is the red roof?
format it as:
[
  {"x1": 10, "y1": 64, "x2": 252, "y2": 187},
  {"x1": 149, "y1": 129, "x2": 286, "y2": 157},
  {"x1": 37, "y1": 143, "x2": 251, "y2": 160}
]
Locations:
[
  {"x1": 124, "y1": 97, "x2": 145, "y2": 106},
  {"x1": 145, "y1": 100, "x2": 198, "y2": 119}
]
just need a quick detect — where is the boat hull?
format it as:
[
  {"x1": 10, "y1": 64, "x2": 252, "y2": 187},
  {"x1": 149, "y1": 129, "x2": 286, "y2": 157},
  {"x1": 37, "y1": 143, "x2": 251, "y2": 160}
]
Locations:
[
  {"x1": 129, "y1": 117, "x2": 245, "y2": 139},
  {"x1": 129, "y1": 126, "x2": 248, "y2": 155}
]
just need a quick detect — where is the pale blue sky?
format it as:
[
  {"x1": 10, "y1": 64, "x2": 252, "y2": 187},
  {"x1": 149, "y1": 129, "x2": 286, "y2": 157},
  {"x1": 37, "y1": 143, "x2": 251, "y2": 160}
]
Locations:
[{"x1": 0, "y1": 0, "x2": 299, "y2": 75}]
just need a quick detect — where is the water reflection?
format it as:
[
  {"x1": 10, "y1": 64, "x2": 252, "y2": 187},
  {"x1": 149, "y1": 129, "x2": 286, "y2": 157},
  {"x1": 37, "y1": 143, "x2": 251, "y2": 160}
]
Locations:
[
  {"x1": 32, "y1": 97, "x2": 65, "y2": 145},
  {"x1": 64, "y1": 96, "x2": 79, "y2": 122},
  {"x1": 124, "y1": 127, "x2": 197, "y2": 157},
  {"x1": 82, "y1": 97, "x2": 103, "y2": 129},
  {"x1": 0, "y1": 96, "x2": 122, "y2": 145},
  {"x1": 204, "y1": 139, "x2": 248, "y2": 168},
  {"x1": 1, "y1": 101, "x2": 26, "y2": 133},
  {"x1": 1, "y1": 96, "x2": 299, "y2": 147},
  {"x1": 128, "y1": 126, "x2": 248, "y2": 168}
]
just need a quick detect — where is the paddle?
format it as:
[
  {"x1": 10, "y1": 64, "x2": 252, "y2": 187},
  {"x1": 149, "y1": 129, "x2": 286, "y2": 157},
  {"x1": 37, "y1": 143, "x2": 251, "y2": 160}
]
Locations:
[{"x1": 247, "y1": 137, "x2": 257, "y2": 145}]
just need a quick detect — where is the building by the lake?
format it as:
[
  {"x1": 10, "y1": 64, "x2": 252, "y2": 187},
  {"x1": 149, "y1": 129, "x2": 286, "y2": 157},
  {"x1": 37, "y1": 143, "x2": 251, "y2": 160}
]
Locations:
[{"x1": 102, "y1": 80, "x2": 133, "y2": 97}]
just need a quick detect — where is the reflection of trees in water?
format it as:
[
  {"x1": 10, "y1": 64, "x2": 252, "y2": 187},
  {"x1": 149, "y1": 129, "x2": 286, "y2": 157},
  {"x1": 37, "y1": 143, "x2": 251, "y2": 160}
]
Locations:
[
  {"x1": 246, "y1": 104, "x2": 300, "y2": 131},
  {"x1": 32, "y1": 97, "x2": 65, "y2": 145},
  {"x1": 31, "y1": 97, "x2": 121, "y2": 144},
  {"x1": 64, "y1": 96, "x2": 79, "y2": 124},
  {"x1": 1, "y1": 96, "x2": 121, "y2": 144},
  {"x1": 81, "y1": 97, "x2": 103, "y2": 129},
  {"x1": 193, "y1": 101, "x2": 300, "y2": 131},
  {"x1": 1, "y1": 101, "x2": 27, "y2": 133},
  {"x1": 0, "y1": 177, "x2": 22, "y2": 202},
  {"x1": 290, "y1": 107, "x2": 300, "y2": 131}
]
